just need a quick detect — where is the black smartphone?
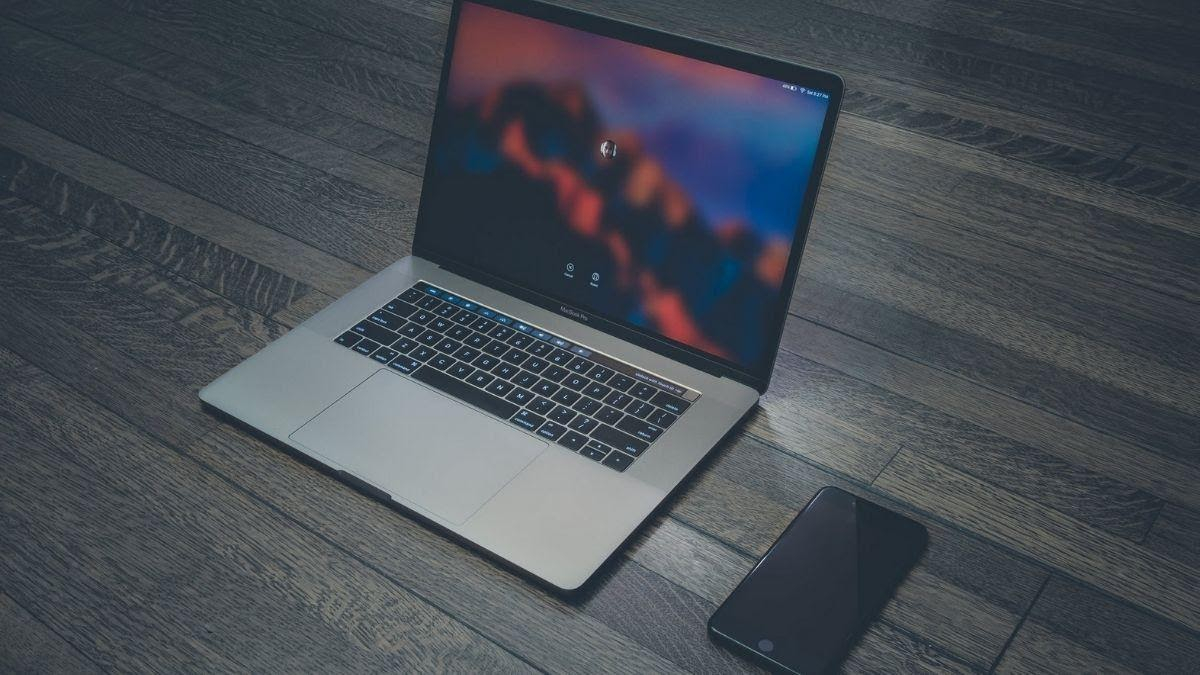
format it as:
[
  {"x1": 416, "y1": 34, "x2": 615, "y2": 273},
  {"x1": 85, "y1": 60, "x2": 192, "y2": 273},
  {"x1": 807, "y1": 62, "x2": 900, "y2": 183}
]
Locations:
[{"x1": 708, "y1": 486, "x2": 927, "y2": 674}]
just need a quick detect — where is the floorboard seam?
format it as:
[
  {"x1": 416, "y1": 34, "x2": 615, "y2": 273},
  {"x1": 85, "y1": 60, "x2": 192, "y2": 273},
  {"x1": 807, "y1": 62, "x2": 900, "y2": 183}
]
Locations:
[
  {"x1": 987, "y1": 574, "x2": 1051, "y2": 674},
  {"x1": 181, "y1": 427, "x2": 552, "y2": 675},
  {"x1": 781, "y1": 313, "x2": 1197, "y2": 476},
  {"x1": 1099, "y1": 143, "x2": 1140, "y2": 183},
  {"x1": 0, "y1": 588, "x2": 110, "y2": 674}
]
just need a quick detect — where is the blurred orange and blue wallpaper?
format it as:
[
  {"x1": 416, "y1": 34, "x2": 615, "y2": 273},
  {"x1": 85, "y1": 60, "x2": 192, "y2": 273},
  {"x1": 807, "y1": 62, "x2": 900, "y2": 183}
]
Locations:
[{"x1": 422, "y1": 1, "x2": 832, "y2": 371}]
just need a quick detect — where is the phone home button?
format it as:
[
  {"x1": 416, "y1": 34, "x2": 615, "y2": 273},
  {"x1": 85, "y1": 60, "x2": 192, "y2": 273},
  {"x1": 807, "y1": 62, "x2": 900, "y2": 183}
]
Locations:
[{"x1": 758, "y1": 638, "x2": 775, "y2": 653}]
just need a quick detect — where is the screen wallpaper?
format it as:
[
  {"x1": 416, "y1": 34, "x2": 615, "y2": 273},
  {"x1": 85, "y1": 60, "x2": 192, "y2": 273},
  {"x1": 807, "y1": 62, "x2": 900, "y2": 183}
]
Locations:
[{"x1": 421, "y1": 1, "x2": 832, "y2": 372}]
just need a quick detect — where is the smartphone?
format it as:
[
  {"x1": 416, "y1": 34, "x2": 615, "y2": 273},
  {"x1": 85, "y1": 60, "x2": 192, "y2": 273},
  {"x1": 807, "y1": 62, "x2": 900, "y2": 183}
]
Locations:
[{"x1": 708, "y1": 486, "x2": 927, "y2": 674}]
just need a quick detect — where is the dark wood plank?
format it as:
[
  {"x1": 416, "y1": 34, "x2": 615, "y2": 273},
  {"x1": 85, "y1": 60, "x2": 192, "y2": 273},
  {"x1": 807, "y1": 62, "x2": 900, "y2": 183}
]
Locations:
[
  {"x1": 2, "y1": 150, "x2": 308, "y2": 322},
  {"x1": 1, "y1": 0, "x2": 429, "y2": 175},
  {"x1": 184, "y1": 426, "x2": 685, "y2": 674},
  {"x1": 0, "y1": 24, "x2": 412, "y2": 270},
  {"x1": 0, "y1": 592, "x2": 101, "y2": 674},
  {"x1": 770, "y1": 318, "x2": 1164, "y2": 541},
  {"x1": 996, "y1": 576, "x2": 1200, "y2": 674},
  {"x1": 780, "y1": 318, "x2": 1200, "y2": 511},
  {"x1": 875, "y1": 450, "x2": 1200, "y2": 634},
  {"x1": 0, "y1": 369, "x2": 535, "y2": 672},
  {"x1": 790, "y1": 279, "x2": 1199, "y2": 467},
  {"x1": 1144, "y1": 504, "x2": 1200, "y2": 570},
  {"x1": 0, "y1": 111, "x2": 372, "y2": 297}
]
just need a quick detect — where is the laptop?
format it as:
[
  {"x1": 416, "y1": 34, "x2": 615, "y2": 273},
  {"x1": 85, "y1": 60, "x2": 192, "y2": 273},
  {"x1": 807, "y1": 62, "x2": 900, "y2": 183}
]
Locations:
[{"x1": 200, "y1": 0, "x2": 842, "y2": 591}]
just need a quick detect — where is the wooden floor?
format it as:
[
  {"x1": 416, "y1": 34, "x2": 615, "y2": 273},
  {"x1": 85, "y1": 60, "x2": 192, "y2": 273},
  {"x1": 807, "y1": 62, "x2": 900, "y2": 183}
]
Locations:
[{"x1": 1, "y1": 0, "x2": 1197, "y2": 671}]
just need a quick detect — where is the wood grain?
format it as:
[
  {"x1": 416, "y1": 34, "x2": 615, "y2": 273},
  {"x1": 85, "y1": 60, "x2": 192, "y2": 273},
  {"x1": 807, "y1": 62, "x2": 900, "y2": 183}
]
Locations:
[
  {"x1": 1, "y1": 0, "x2": 1197, "y2": 670},
  {"x1": 0, "y1": 371, "x2": 534, "y2": 672},
  {"x1": 0, "y1": 592, "x2": 100, "y2": 674}
]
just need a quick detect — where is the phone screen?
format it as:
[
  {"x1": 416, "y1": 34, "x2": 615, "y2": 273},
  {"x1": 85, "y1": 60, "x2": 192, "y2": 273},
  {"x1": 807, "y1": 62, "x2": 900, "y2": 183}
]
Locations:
[{"x1": 708, "y1": 487, "x2": 927, "y2": 674}]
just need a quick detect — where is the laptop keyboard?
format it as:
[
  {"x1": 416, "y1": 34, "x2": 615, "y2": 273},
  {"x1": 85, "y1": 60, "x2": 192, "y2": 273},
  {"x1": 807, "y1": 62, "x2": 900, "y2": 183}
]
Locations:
[{"x1": 332, "y1": 281, "x2": 700, "y2": 472}]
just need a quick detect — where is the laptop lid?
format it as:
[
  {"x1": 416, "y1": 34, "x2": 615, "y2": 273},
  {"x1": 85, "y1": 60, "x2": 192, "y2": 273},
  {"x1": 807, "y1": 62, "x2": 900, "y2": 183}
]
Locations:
[{"x1": 413, "y1": 0, "x2": 843, "y2": 393}]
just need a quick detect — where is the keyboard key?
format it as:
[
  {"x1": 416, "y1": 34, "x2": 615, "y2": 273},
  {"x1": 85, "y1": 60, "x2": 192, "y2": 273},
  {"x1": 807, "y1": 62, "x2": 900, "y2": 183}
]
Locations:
[
  {"x1": 562, "y1": 374, "x2": 587, "y2": 391},
  {"x1": 616, "y1": 416, "x2": 664, "y2": 442},
  {"x1": 446, "y1": 325, "x2": 472, "y2": 340},
  {"x1": 411, "y1": 345, "x2": 436, "y2": 362},
  {"x1": 580, "y1": 441, "x2": 609, "y2": 462},
  {"x1": 651, "y1": 391, "x2": 692, "y2": 415},
  {"x1": 569, "y1": 415, "x2": 598, "y2": 434},
  {"x1": 532, "y1": 380, "x2": 560, "y2": 397},
  {"x1": 602, "y1": 451, "x2": 634, "y2": 472},
  {"x1": 418, "y1": 329, "x2": 441, "y2": 346},
  {"x1": 410, "y1": 366, "x2": 518, "y2": 420},
  {"x1": 629, "y1": 383, "x2": 657, "y2": 400},
  {"x1": 435, "y1": 303, "x2": 459, "y2": 318},
  {"x1": 488, "y1": 325, "x2": 515, "y2": 340},
  {"x1": 486, "y1": 379, "x2": 515, "y2": 397},
  {"x1": 583, "y1": 382, "x2": 611, "y2": 400},
  {"x1": 572, "y1": 397, "x2": 602, "y2": 415},
  {"x1": 388, "y1": 356, "x2": 421, "y2": 374},
  {"x1": 523, "y1": 357, "x2": 549, "y2": 373},
  {"x1": 603, "y1": 391, "x2": 633, "y2": 409},
  {"x1": 465, "y1": 332, "x2": 489, "y2": 348},
  {"x1": 501, "y1": 349, "x2": 529, "y2": 366},
  {"x1": 416, "y1": 295, "x2": 441, "y2": 310},
  {"x1": 567, "y1": 357, "x2": 594, "y2": 375},
  {"x1": 527, "y1": 341, "x2": 554, "y2": 357},
  {"x1": 473, "y1": 354, "x2": 500, "y2": 370},
  {"x1": 335, "y1": 331, "x2": 361, "y2": 348},
  {"x1": 399, "y1": 322, "x2": 424, "y2": 338},
  {"x1": 558, "y1": 430, "x2": 587, "y2": 451},
  {"x1": 528, "y1": 397, "x2": 555, "y2": 415},
  {"x1": 448, "y1": 362, "x2": 475, "y2": 379},
  {"x1": 453, "y1": 310, "x2": 477, "y2": 325},
  {"x1": 548, "y1": 348, "x2": 573, "y2": 365},
  {"x1": 588, "y1": 366, "x2": 614, "y2": 383},
  {"x1": 453, "y1": 345, "x2": 482, "y2": 362},
  {"x1": 550, "y1": 336, "x2": 572, "y2": 350},
  {"x1": 510, "y1": 409, "x2": 545, "y2": 432},
  {"x1": 536, "y1": 421, "x2": 567, "y2": 441},
  {"x1": 548, "y1": 405, "x2": 576, "y2": 425},
  {"x1": 508, "y1": 333, "x2": 534, "y2": 349},
  {"x1": 430, "y1": 318, "x2": 453, "y2": 332},
  {"x1": 383, "y1": 299, "x2": 417, "y2": 317},
  {"x1": 371, "y1": 347, "x2": 399, "y2": 364},
  {"x1": 595, "y1": 405, "x2": 624, "y2": 424},
  {"x1": 352, "y1": 321, "x2": 398, "y2": 346},
  {"x1": 505, "y1": 388, "x2": 534, "y2": 406},
  {"x1": 543, "y1": 365, "x2": 569, "y2": 382},
  {"x1": 492, "y1": 363, "x2": 519, "y2": 380},
  {"x1": 429, "y1": 353, "x2": 455, "y2": 370},
  {"x1": 470, "y1": 317, "x2": 496, "y2": 332},
  {"x1": 368, "y1": 311, "x2": 405, "y2": 331},
  {"x1": 352, "y1": 338, "x2": 380, "y2": 356},
  {"x1": 608, "y1": 374, "x2": 635, "y2": 391},
  {"x1": 512, "y1": 370, "x2": 539, "y2": 388},
  {"x1": 551, "y1": 389, "x2": 581, "y2": 406},
  {"x1": 484, "y1": 340, "x2": 510, "y2": 357},
  {"x1": 647, "y1": 408, "x2": 678, "y2": 429},
  {"x1": 436, "y1": 338, "x2": 461, "y2": 353},
  {"x1": 467, "y1": 371, "x2": 495, "y2": 388},
  {"x1": 592, "y1": 424, "x2": 649, "y2": 456},
  {"x1": 410, "y1": 310, "x2": 435, "y2": 326},
  {"x1": 394, "y1": 337, "x2": 417, "y2": 354},
  {"x1": 625, "y1": 400, "x2": 654, "y2": 419},
  {"x1": 399, "y1": 288, "x2": 423, "y2": 303}
]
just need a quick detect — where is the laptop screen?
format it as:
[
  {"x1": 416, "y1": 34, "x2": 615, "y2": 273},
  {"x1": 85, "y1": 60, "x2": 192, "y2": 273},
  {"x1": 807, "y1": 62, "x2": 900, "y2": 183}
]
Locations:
[{"x1": 418, "y1": 0, "x2": 835, "y2": 376}]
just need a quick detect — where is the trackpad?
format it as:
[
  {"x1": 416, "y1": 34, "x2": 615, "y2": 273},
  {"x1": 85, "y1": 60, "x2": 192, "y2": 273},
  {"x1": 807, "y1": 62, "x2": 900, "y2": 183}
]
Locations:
[{"x1": 290, "y1": 370, "x2": 546, "y2": 525}]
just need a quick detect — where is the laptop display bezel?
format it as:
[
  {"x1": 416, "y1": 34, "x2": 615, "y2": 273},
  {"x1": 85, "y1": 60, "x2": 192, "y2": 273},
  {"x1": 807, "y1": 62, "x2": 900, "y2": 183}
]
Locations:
[{"x1": 413, "y1": 0, "x2": 844, "y2": 393}]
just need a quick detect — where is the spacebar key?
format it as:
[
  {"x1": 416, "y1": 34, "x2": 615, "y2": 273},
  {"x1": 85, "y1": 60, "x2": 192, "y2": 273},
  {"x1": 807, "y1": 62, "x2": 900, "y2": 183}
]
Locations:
[{"x1": 411, "y1": 365, "x2": 519, "y2": 419}]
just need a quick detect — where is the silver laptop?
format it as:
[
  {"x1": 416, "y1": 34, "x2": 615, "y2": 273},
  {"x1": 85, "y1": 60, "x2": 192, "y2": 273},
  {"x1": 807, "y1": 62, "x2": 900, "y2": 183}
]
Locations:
[{"x1": 200, "y1": 0, "x2": 842, "y2": 591}]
